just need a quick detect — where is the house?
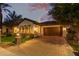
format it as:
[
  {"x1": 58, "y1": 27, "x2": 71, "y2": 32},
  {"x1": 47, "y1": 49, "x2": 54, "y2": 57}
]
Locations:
[
  {"x1": 2, "y1": 18, "x2": 67, "y2": 37},
  {"x1": 2, "y1": 18, "x2": 40, "y2": 35}
]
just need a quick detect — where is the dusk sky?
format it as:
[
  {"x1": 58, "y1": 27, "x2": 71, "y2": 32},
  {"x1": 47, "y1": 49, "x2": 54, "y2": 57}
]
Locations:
[{"x1": 2, "y1": 3, "x2": 55, "y2": 22}]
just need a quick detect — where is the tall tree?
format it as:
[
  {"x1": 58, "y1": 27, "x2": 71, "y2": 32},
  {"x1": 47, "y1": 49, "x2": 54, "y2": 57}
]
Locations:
[
  {"x1": 3, "y1": 10, "x2": 22, "y2": 33},
  {"x1": 3, "y1": 11, "x2": 22, "y2": 27},
  {"x1": 49, "y1": 3, "x2": 79, "y2": 40},
  {"x1": 0, "y1": 3, "x2": 11, "y2": 34},
  {"x1": 8, "y1": 11, "x2": 22, "y2": 20},
  {"x1": 49, "y1": 3, "x2": 79, "y2": 30}
]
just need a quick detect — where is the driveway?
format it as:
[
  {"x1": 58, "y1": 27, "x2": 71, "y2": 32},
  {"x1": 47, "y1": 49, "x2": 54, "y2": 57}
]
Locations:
[
  {"x1": 40, "y1": 36, "x2": 67, "y2": 44},
  {"x1": 2, "y1": 36, "x2": 74, "y2": 56}
]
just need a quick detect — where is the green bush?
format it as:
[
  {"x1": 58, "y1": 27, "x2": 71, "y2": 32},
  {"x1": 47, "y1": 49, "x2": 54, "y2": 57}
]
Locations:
[
  {"x1": 30, "y1": 34, "x2": 34, "y2": 38},
  {"x1": 21, "y1": 34, "x2": 39, "y2": 43},
  {"x1": 21, "y1": 34, "x2": 31, "y2": 43},
  {"x1": 66, "y1": 29, "x2": 79, "y2": 52},
  {"x1": 67, "y1": 29, "x2": 76, "y2": 40},
  {"x1": 3, "y1": 32, "x2": 12, "y2": 37}
]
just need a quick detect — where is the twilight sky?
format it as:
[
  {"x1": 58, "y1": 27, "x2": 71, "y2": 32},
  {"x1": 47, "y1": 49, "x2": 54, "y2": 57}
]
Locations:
[{"x1": 2, "y1": 3, "x2": 55, "y2": 22}]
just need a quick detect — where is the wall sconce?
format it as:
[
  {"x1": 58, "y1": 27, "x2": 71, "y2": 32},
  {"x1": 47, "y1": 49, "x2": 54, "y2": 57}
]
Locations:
[{"x1": 14, "y1": 27, "x2": 19, "y2": 33}]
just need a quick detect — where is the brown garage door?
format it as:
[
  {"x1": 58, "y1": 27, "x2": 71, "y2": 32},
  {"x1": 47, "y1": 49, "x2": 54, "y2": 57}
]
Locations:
[{"x1": 43, "y1": 27, "x2": 62, "y2": 36}]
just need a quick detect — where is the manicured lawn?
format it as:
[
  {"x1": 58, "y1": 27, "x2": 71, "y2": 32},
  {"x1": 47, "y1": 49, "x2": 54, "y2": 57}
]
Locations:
[
  {"x1": 1, "y1": 36, "x2": 15, "y2": 43},
  {"x1": 1, "y1": 34, "x2": 35, "y2": 44}
]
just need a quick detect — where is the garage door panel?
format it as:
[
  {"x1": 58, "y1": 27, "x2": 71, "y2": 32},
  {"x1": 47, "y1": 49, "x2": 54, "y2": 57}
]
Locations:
[{"x1": 43, "y1": 27, "x2": 62, "y2": 36}]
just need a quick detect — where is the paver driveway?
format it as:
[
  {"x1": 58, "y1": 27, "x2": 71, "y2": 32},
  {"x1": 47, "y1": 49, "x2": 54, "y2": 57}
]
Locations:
[{"x1": 0, "y1": 36, "x2": 74, "y2": 56}]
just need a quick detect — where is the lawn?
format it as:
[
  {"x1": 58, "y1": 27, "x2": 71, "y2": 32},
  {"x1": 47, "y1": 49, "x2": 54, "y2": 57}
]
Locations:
[
  {"x1": 1, "y1": 34, "x2": 36, "y2": 44},
  {"x1": 67, "y1": 40, "x2": 79, "y2": 51},
  {"x1": 1, "y1": 35, "x2": 15, "y2": 46},
  {"x1": 71, "y1": 44, "x2": 79, "y2": 52},
  {"x1": 67, "y1": 40, "x2": 79, "y2": 55},
  {"x1": 1, "y1": 35, "x2": 15, "y2": 43}
]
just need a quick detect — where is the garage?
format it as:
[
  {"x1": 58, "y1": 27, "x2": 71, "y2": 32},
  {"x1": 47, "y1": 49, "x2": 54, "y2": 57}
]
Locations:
[{"x1": 43, "y1": 26, "x2": 63, "y2": 36}]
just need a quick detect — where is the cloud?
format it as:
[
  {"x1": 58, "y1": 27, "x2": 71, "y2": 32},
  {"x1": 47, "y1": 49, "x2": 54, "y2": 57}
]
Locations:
[
  {"x1": 28, "y1": 3, "x2": 48, "y2": 11},
  {"x1": 3, "y1": 3, "x2": 53, "y2": 22}
]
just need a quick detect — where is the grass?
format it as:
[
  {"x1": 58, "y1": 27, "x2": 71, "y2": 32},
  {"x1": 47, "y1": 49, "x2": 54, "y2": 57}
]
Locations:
[
  {"x1": 1, "y1": 35, "x2": 15, "y2": 43},
  {"x1": 21, "y1": 35, "x2": 31, "y2": 43},
  {"x1": 67, "y1": 40, "x2": 79, "y2": 51},
  {"x1": 71, "y1": 44, "x2": 79, "y2": 51},
  {"x1": 1, "y1": 34, "x2": 34, "y2": 44}
]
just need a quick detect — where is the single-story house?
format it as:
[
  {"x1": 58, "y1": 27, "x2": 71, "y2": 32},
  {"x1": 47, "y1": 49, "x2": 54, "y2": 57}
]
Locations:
[{"x1": 2, "y1": 18, "x2": 67, "y2": 37}]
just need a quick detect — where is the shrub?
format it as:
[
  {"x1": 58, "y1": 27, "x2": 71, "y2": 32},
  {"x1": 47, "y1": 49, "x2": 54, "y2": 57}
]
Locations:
[
  {"x1": 67, "y1": 29, "x2": 76, "y2": 40},
  {"x1": 30, "y1": 34, "x2": 34, "y2": 38},
  {"x1": 3, "y1": 32, "x2": 12, "y2": 37},
  {"x1": 21, "y1": 34, "x2": 39, "y2": 43},
  {"x1": 29, "y1": 34, "x2": 39, "y2": 38}
]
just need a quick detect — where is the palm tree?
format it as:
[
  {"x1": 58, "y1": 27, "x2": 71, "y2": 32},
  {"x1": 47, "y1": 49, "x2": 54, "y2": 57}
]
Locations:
[
  {"x1": 3, "y1": 10, "x2": 22, "y2": 33},
  {"x1": 3, "y1": 10, "x2": 22, "y2": 26},
  {"x1": 7, "y1": 11, "x2": 22, "y2": 21},
  {"x1": 0, "y1": 3, "x2": 11, "y2": 34}
]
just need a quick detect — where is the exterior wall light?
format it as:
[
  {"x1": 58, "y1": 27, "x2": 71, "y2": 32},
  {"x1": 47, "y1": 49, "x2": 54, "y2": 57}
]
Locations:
[
  {"x1": 63, "y1": 27, "x2": 67, "y2": 37},
  {"x1": 14, "y1": 27, "x2": 19, "y2": 33}
]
